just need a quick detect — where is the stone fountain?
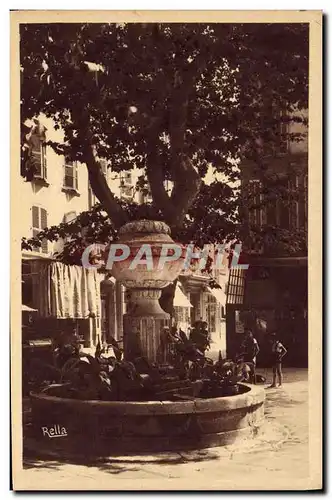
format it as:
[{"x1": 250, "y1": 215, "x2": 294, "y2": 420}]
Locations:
[{"x1": 29, "y1": 220, "x2": 265, "y2": 457}]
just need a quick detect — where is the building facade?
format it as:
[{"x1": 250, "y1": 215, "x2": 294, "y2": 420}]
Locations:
[
  {"x1": 21, "y1": 116, "x2": 228, "y2": 355},
  {"x1": 226, "y1": 109, "x2": 308, "y2": 366}
]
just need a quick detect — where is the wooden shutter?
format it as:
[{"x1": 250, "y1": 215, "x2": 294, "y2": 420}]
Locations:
[
  {"x1": 32, "y1": 206, "x2": 39, "y2": 229},
  {"x1": 40, "y1": 208, "x2": 47, "y2": 229},
  {"x1": 31, "y1": 206, "x2": 48, "y2": 253},
  {"x1": 40, "y1": 208, "x2": 48, "y2": 253}
]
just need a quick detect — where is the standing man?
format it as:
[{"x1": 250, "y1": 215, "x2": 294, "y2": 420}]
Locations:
[
  {"x1": 269, "y1": 332, "x2": 287, "y2": 388},
  {"x1": 241, "y1": 329, "x2": 260, "y2": 384}
]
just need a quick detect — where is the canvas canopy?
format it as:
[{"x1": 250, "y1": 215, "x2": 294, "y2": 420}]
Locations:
[{"x1": 31, "y1": 261, "x2": 102, "y2": 318}]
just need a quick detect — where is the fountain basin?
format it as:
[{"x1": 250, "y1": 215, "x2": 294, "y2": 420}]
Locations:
[{"x1": 29, "y1": 384, "x2": 265, "y2": 455}]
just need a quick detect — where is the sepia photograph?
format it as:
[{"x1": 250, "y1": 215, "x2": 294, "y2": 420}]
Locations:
[{"x1": 10, "y1": 10, "x2": 322, "y2": 491}]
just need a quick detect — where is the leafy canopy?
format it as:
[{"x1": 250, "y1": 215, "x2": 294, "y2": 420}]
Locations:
[{"x1": 21, "y1": 22, "x2": 308, "y2": 255}]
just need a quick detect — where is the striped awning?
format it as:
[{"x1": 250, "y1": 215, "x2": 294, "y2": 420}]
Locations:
[
  {"x1": 174, "y1": 283, "x2": 193, "y2": 308},
  {"x1": 31, "y1": 261, "x2": 102, "y2": 319},
  {"x1": 206, "y1": 286, "x2": 227, "y2": 306}
]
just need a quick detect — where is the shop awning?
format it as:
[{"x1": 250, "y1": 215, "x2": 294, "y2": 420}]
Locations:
[
  {"x1": 206, "y1": 286, "x2": 227, "y2": 306},
  {"x1": 174, "y1": 283, "x2": 193, "y2": 308},
  {"x1": 22, "y1": 304, "x2": 38, "y2": 312},
  {"x1": 31, "y1": 261, "x2": 102, "y2": 319}
]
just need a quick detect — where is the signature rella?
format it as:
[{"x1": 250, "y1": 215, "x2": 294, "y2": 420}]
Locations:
[
  {"x1": 42, "y1": 425, "x2": 68, "y2": 438},
  {"x1": 81, "y1": 243, "x2": 249, "y2": 271}
]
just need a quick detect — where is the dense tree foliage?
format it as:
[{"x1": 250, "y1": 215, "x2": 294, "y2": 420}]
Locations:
[{"x1": 21, "y1": 22, "x2": 308, "y2": 257}]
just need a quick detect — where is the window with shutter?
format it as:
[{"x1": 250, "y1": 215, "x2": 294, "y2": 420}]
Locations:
[
  {"x1": 248, "y1": 180, "x2": 266, "y2": 228},
  {"x1": 31, "y1": 142, "x2": 47, "y2": 180},
  {"x1": 63, "y1": 160, "x2": 79, "y2": 191},
  {"x1": 31, "y1": 206, "x2": 48, "y2": 254},
  {"x1": 32, "y1": 206, "x2": 39, "y2": 230}
]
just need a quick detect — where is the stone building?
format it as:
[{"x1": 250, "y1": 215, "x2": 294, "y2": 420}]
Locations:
[
  {"x1": 226, "y1": 109, "x2": 308, "y2": 366},
  {"x1": 21, "y1": 115, "x2": 228, "y2": 355}
]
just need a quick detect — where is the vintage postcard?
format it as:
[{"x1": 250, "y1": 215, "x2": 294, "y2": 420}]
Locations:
[{"x1": 11, "y1": 10, "x2": 322, "y2": 491}]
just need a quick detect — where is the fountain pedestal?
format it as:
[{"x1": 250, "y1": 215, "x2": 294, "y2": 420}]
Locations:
[
  {"x1": 111, "y1": 220, "x2": 184, "y2": 363},
  {"x1": 123, "y1": 288, "x2": 169, "y2": 363}
]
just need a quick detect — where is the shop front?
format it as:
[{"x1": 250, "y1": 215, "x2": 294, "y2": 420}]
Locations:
[{"x1": 226, "y1": 258, "x2": 308, "y2": 367}]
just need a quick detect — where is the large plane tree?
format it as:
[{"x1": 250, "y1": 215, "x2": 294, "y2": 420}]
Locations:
[{"x1": 21, "y1": 22, "x2": 308, "y2": 259}]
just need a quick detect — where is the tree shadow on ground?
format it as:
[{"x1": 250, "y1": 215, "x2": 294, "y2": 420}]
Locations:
[
  {"x1": 23, "y1": 451, "x2": 141, "y2": 475},
  {"x1": 23, "y1": 445, "x2": 219, "y2": 473}
]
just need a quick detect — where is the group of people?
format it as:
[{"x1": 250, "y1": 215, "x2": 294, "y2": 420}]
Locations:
[
  {"x1": 171, "y1": 320, "x2": 288, "y2": 387},
  {"x1": 239, "y1": 329, "x2": 287, "y2": 387}
]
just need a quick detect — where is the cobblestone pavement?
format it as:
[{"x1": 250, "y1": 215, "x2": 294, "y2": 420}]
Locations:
[{"x1": 16, "y1": 368, "x2": 314, "y2": 491}]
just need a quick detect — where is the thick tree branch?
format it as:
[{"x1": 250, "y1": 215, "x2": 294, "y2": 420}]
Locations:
[
  {"x1": 166, "y1": 61, "x2": 207, "y2": 228},
  {"x1": 83, "y1": 145, "x2": 129, "y2": 228},
  {"x1": 70, "y1": 106, "x2": 129, "y2": 229}
]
